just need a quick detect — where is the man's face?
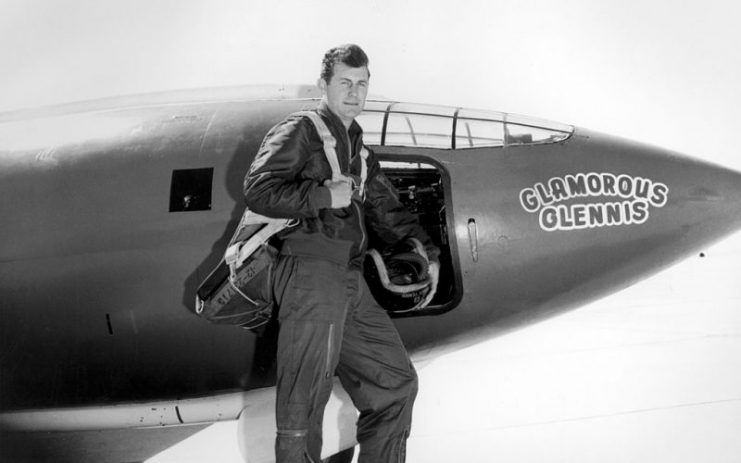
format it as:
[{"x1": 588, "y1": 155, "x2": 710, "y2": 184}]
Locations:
[{"x1": 319, "y1": 62, "x2": 369, "y2": 128}]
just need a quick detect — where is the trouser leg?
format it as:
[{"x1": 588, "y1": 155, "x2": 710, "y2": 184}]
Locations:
[
  {"x1": 336, "y1": 273, "x2": 418, "y2": 463},
  {"x1": 273, "y1": 256, "x2": 348, "y2": 463}
]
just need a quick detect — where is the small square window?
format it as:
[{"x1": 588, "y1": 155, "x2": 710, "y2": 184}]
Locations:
[{"x1": 170, "y1": 168, "x2": 213, "y2": 212}]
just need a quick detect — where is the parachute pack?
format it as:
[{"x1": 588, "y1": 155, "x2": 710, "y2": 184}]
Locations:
[{"x1": 194, "y1": 111, "x2": 368, "y2": 330}]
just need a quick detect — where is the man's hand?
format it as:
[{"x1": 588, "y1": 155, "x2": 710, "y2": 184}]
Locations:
[
  {"x1": 324, "y1": 176, "x2": 353, "y2": 209},
  {"x1": 420, "y1": 261, "x2": 440, "y2": 309}
]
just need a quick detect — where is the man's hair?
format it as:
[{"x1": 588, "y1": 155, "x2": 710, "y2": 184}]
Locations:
[{"x1": 320, "y1": 44, "x2": 369, "y2": 83}]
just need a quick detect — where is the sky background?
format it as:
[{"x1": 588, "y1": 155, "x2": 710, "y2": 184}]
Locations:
[
  {"x1": 2, "y1": 1, "x2": 740, "y2": 462},
  {"x1": 2, "y1": 0, "x2": 741, "y2": 171}
]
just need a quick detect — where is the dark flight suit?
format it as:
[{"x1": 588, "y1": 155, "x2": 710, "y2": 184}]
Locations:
[{"x1": 244, "y1": 101, "x2": 439, "y2": 463}]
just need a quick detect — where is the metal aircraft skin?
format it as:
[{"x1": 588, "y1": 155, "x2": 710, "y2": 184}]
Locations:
[{"x1": 1, "y1": 85, "x2": 740, "y2": 461}]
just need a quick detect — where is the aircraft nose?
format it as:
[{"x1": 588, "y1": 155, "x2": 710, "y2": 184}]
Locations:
[
  {"x1": 509, "y1": 130, "x2": 741, "y2": 307},
  {"x1": 663, "y1": 154, "x2": 741, "y2": 245}
]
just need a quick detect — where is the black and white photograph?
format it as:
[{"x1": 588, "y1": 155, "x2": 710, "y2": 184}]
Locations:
[{"x1": 2, "y1": 1, "x2": 740, "y2": 462}]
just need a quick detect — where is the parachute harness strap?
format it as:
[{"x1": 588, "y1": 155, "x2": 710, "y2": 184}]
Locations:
[{"x1": 296, "y1": 110, "x2": 369, "y2": 197}]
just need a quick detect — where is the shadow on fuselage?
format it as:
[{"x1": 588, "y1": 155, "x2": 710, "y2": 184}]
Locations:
[{"x1": 180, "y1": 123, "x2": 280, "y2": 388}]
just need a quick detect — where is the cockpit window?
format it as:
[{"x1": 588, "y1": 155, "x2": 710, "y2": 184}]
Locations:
[
  {"x1": 504, "y1": 112, "x2": 573, "y2": 145},
  {"x1": 357, "y1": 101, "x2": 572, "y2": 149},
  {"x1": 455, "y1": 117, "x2": 505, "y2": 148},
  {"x1": 385, "y1": 112, "x2": 452, "y2": 149}
]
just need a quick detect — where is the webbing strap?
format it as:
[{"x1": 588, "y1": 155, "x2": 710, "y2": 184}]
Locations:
[
  {"x1": 359, "y1": 147, "x2": 369, "y2": 198},
  {"x1": 296, "y1": 111, "x2": 368, "y2": 195},
  {"x1": 296, "y1": 111, "x2": 342, "y2": 181}
]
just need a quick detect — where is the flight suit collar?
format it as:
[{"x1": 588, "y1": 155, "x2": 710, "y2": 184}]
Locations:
[{"x1": 316, "y1": 100, "x2": 363, "y2": 140}]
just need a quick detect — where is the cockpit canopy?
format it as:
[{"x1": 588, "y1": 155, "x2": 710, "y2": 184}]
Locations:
[{"x1": 357, "y1": 101, "x2": 573, "y2": 149}]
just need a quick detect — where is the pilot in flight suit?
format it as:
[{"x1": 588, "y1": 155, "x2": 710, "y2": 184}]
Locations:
[{"x1": 243, "y1": 44, "x2": 439, "y2": 463}]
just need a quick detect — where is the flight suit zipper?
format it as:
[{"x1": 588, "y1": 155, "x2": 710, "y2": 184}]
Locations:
[
  {"x1": 394, "y1": 429, "x2": 409, "y2": 463},
  {"x1": 346, "y1": 130, "x2": 367, "y2": 255},
  {"x1": 325, "y1": 323, "x2": 335, "y2": 379},
  {"x1": 354, "y1": 201, "x2": 367, "y2": 253}
]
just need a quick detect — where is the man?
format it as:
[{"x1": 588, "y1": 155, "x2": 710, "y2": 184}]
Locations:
[{"x1": 244, "y1": 44, "x2": 440, "y2": 463}]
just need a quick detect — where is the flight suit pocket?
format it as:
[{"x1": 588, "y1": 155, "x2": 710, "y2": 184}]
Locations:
[{"x1": 281, "y1": 257, "x2": 347, "y2": 321}]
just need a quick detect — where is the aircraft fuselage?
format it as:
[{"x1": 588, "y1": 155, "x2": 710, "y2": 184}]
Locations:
[{"x1": 1, "y1": 91, "x2": 740, "y2": 413}]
